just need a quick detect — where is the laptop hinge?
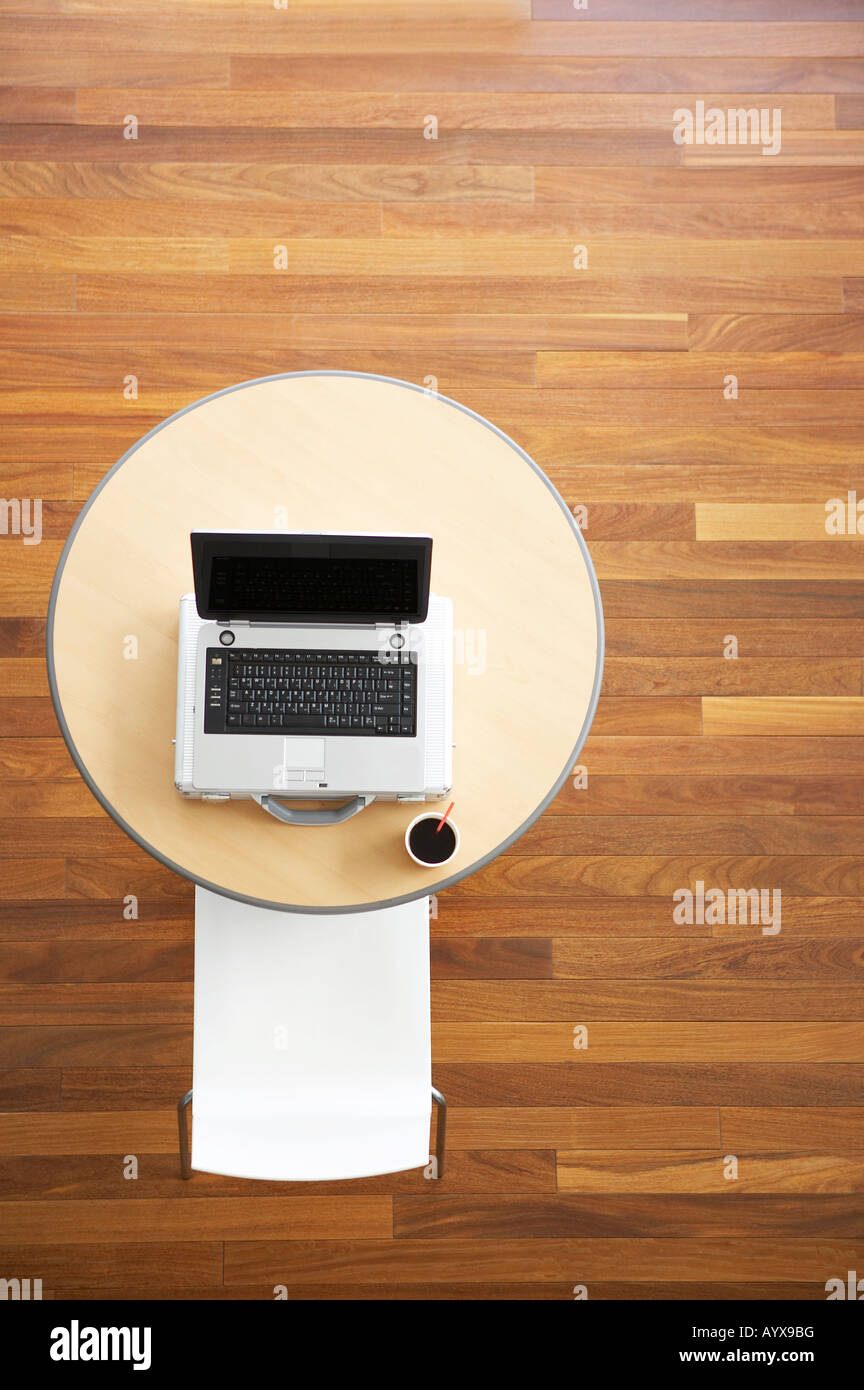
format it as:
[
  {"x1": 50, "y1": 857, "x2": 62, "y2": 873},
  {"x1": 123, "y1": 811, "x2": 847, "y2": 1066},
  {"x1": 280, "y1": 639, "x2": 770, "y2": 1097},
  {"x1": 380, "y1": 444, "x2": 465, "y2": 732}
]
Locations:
[{"x1": 216, "y1": 618, "x2": 381, "y2": 630}]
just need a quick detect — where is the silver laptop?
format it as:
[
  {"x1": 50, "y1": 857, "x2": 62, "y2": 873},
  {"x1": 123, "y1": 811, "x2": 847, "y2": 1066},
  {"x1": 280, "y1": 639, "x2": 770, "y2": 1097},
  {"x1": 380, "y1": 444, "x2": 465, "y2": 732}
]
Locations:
[{"x1": 174, "y1": 531, "x2": 453, "y2": 823}]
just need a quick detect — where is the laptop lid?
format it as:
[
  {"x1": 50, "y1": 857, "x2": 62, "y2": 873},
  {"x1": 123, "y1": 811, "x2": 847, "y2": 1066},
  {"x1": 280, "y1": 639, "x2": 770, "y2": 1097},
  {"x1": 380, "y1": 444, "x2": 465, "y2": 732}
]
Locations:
[{"x1": 190, "y1": 531, "x2": 432, "y2": 624}]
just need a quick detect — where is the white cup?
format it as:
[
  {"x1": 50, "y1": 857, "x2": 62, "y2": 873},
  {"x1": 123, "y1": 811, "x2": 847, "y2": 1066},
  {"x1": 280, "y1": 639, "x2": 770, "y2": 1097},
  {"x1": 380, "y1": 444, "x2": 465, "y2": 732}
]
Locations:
[{"x1": 404, "y1": 811, "x2": 460, "y2": 867}]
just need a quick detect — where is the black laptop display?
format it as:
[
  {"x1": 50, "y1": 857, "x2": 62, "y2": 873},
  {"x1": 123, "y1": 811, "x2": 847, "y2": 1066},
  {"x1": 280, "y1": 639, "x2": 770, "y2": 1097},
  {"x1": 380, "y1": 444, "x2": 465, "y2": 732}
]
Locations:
[{"x1": 191, "y1": 533, "x2": 432, "y2": 624}]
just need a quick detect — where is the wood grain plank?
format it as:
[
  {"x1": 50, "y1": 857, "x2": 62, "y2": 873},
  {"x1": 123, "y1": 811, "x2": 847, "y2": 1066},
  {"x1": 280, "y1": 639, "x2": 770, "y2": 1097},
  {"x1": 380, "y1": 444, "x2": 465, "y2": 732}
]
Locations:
[
  {"x1": 0, "y1": 941, "x2": 193, "y2": 984},
  {"x1": 552, "y1": 939, "x2": 864, "y2": 982},
  {"x1": 0, "y1": 346, "x2": 535, "y2": 391},
  {"x1": 61, "y1": 1066, "x2": 193, "y2": 1111},
  {"x1": 44, "y1": 1279, "x2": 833, "y2": 1300},
  {"x1": 598, "y1": 580, "x2": 864, "y2": 619},
  {"x1": 696, "y1": 502, "x2": 862, "y2": 539},
  {"x1": 837, "y1": 94, "x2": 864, "y2": 129},
  {"x1": 0, "y1": 161, "x2": 534, "y2": 202},
  {"x1": 557, "y1": 1151, "x2": 864, "y2": 1194},
  {"x1": 223, "y1": 1236, "x2": 864, "y2": 1284},
  {"x1": 585, "y1": 737, "x2": 864, "y2": 774},
  {"x1": 588, "y1": 697, "x2": 703, "y2": 736},
  {"x1": 0, "y1": 16, "x2": 852, "y2": 56},
  {"x1": 601, "y1": 658, "x2": 861, "y2": 696},
  {"x1": 0, "y1": 236, "x2": 226, "y2": 273},
  {"x1": 536, "y1": 0, "x2": 864, "y2": 15},
  {"x1": 76, "y1": 272, "x2": 842, "y2": 315},
  {"x1": 67, "y1": 856, "x2": 190, "y2": 899},
  {"x1": 430, "y1": 899, "x2": 712, "y2": 938},
  {"x1": 590, "y1": 542, "x2": 864, "y2": 581},
  {"x1": 76, "y1": 90, "x2": 835, "y2": 131},
  {"x1": 431, "y1": 1024, "x2": 782, "y2": 1062},
  {"x1": 455, "y1": 1011, "x2": 861, "y2": 1066},
  {"x1": 0, "y1": 310, "x2": 687, "y2": 352},
  {"x1": 534, "y1": 0, "x2": 862, "y2": 16},
  {"x1": 228, "y1": 236, "x2": 864, "y2": 278},
  {"x1": 536, "y1": 167, "x2": 864, "y2": 203},
  {"x1": 0, "y1": 1110, "x2": 180, "y2": 1154},
  {"x1": 0, "y1": 660, "x2": 49, "y2": 697},
  {"x1": 436, "y1": 1059, "x2": 864, "y2": 1100},
  {"x1": 0, "y1": 983, "x2": 191, "y2": 1025},
  {"x1": 0, "y1": 19, "x2": 857, "y2": 59},
  {"x1": 519, "y1": 814, "x2": 864, "y2": 855},
  {"x1": 27, "y1": 1280, "x2": 574, "y2": 1300},
  {"x1": 0, "y1": 53, "x2": 230, "y2": 87},
  {"x1": 0, "y1": 784, "x2": 115, "y2": 816},
  {"x1": 449, "y1": 1107, "x2": 721, "y2": 1149},
  {"x1": 385, "y1": 201, "x2": 864, "y2": 240},
  {"x1": 0, "y1": 1196, "x2": 391, "y2": 1243},
  {"x1": 393, "y1": 1193, "x2": 864, "y2": 1238},
  {"x1": 0, "y1": 820, "x2": 140, "y2": 857},
  {"x1": 0, "y1": 1068, "x2": 60, "y2": 1111},
  {"x1": 0, "y1": 1242, "x2": 222, "y2": 1290},
  {"x1": 233, "y1": 54, "x2": 864, "y2": 95},
  {"x1": 0, "y1": 618, "x2": 47, "y2": 657},
  {"x1": 0, "y1": 199, "x2": 382, "y2": 237},
  {"x1": 0, "y1": 128, "x2": 683, "y2": 165},
  {"x1": 703, "y1": 697, "x2": 864, "y2": 735},
  {"x1": 0, "y1": 901, "x2": 192, "y2": 941},
  {"x1": 539, "y1": 350, "x2": 864, "y2": 389},
  {"x1": 0, "y1": 272, "x2": 73, "y2": 310},
  {"x1": 431, "y1": 896, "x2": 864, "y2": 938},
  {"x1": 0, "y1": 861, "x2": 64, "y2": 898},
  {"x1": 723, "y1": 1108, "x2": 864, "y2": 1150},
  {"x1": 552, "y1": 774, "x2": 864, "y2": 816},
  {"x1": 0, "y1": 89, "x2": 75, "y2": 123},
  {"x1": 431, "y1": 938, "x2": 552, "y2": 979},
  {"x1": 844, "y1": 278, "x2": 864, "y2": 310},
  {"x1": 1, "y1": 700, "x2": 68, "y2": 735},
  {"x1": 690, "y1": 313, "x2": 864, "y2": 350},
  {"x1": 0, "y1": 1026, "x2": 191, "y2": 1067},
  {"x1": 431, "y1": 980, "x2": 864, "y2": 1022},
  {"x1": 681, "y1": 131, "x2": 864, "y2": 168},
  {"x1": 604, "y1": 619, "x2": 864, "y2": 658}
]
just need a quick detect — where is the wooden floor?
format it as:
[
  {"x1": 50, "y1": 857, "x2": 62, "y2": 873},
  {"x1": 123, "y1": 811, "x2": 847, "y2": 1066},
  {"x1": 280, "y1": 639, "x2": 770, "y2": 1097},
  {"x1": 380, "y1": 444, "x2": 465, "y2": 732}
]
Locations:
[{"x1": 2, "y1": 0, "x2": 864, "y2": 1301}]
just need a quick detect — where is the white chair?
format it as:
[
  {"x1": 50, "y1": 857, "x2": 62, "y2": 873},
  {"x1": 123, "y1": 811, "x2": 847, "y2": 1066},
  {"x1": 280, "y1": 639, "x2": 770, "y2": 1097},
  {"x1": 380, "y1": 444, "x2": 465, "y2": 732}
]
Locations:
[{"x1": 178, "y1": 887, "x2": 446, "y2": 1182}]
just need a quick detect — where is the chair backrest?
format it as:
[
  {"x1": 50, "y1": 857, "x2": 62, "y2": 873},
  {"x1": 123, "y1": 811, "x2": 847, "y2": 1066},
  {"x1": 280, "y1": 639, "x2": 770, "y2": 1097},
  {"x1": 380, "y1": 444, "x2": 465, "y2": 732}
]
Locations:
[{"x1": 191, "y1": 887, "x2": 432, "y2": 1181}]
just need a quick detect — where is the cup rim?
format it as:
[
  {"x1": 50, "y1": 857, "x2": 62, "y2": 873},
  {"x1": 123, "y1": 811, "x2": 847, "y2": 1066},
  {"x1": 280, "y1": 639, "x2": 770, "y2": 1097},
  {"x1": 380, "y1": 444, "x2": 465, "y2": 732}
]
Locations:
[{"x1": 404, "y1": 811, "x2": 460, "y2": 866}]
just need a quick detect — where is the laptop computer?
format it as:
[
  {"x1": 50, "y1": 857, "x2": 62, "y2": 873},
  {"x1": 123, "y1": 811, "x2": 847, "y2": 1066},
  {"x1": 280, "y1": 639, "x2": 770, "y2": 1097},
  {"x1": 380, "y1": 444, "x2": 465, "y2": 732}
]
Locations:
[{"x1": 174, "y1": 531, "x2": 453, "y2": 820}]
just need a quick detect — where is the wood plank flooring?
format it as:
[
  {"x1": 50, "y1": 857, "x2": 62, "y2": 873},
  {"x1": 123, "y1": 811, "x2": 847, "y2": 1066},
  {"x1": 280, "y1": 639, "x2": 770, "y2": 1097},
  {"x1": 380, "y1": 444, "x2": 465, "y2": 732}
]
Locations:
[{"x1": 1, "y1": 0, "x2": 863, "y2": 1301}]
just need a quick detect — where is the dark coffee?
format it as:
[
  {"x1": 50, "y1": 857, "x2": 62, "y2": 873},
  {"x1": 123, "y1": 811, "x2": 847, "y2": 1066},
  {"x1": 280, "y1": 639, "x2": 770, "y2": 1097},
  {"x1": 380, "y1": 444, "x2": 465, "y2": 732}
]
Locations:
[{"x1": 408, "y1": 816, "x2": 457, "y2": 865}]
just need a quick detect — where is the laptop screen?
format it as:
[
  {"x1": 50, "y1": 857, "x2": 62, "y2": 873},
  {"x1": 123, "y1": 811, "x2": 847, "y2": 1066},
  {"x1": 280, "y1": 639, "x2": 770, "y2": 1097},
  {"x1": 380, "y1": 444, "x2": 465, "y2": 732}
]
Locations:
[{"x1": 191, "y1": 532, "x2": 432, "y2": 623}]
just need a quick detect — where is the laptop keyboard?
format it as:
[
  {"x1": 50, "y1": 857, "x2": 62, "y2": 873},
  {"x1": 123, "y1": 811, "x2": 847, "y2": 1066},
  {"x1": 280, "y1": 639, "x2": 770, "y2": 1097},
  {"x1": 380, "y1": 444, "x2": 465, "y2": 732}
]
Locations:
[{"x1": 204, "y1": 648, "x2": 417, "y2": 737}]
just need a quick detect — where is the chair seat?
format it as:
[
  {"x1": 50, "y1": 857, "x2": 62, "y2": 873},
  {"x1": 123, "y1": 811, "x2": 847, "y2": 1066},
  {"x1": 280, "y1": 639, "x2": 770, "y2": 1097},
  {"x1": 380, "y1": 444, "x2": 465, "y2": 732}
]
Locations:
[{"x1": 189, "y1": 888, "x2": 432, "y2": 1182}]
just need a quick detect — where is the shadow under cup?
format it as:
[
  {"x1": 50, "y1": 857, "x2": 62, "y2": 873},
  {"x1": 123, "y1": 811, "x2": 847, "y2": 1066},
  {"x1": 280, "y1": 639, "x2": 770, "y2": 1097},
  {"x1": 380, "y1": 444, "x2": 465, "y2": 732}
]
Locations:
[{"x1": 407, "y1": 815, "x2": 457, "y2": 866}]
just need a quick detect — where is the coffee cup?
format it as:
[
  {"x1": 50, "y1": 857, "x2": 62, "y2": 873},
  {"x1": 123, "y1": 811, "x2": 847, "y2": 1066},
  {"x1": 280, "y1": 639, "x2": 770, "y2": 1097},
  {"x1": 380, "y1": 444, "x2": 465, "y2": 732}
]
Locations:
[{"x1": 405, "y1": 811, "x2": 460, "y2": 867}]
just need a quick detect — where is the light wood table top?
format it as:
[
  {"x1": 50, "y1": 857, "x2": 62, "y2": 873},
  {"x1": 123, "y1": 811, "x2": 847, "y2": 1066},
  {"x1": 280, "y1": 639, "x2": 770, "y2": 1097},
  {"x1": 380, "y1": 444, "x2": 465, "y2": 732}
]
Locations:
[{"x1": 48, "y1": 372, "x2": 603, "y2": 912}]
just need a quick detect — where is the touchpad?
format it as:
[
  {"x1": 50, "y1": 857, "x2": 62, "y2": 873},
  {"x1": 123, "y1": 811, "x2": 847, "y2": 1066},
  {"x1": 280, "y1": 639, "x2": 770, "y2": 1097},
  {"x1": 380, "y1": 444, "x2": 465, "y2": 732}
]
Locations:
[{"x1": 286, "y1": 738, "x2": 326, "y2": 769}]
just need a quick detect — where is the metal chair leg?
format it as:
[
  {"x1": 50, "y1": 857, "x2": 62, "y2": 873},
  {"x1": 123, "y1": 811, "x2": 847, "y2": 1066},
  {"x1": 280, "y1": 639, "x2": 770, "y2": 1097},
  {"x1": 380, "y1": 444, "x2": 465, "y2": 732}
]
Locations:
[
  {"x1": 431, "y1": 1085, "x2": 447, "y2": 1179},
  {"x1": 177, "y1": 1089, "x2": 193, "y2": 1180}
]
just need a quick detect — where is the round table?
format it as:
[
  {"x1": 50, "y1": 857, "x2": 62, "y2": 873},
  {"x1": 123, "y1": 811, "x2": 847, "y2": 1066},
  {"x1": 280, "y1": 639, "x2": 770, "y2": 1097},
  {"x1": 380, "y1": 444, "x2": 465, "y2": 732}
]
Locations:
[{"x1": 47, "y1": 372, "x2": 603, "y2": 912}]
